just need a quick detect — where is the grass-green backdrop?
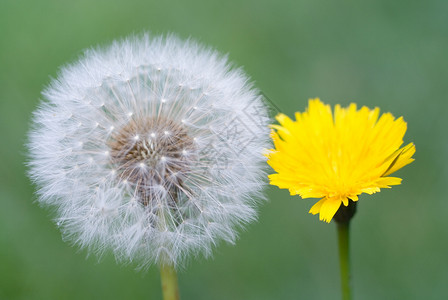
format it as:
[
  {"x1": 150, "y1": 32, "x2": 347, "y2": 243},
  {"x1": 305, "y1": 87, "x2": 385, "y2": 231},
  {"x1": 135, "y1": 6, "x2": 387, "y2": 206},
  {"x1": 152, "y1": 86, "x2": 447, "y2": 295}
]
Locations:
[{"x1": 1, "y1": 0, "x2": 447, "y2": 299}]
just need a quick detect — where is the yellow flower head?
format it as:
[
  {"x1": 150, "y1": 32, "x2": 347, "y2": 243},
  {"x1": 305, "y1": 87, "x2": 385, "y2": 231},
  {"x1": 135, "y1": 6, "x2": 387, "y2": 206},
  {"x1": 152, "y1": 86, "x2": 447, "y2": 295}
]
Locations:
[{"x1": 267, "y1": 99, "x2": 415, "y2": 223}]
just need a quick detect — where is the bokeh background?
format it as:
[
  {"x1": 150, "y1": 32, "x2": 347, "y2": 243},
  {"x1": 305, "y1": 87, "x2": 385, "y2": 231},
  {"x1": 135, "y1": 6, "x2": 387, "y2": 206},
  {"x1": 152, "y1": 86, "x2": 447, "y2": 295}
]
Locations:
[{"x1": 1, "y1": 0, "x2": 447, "y2": 299}]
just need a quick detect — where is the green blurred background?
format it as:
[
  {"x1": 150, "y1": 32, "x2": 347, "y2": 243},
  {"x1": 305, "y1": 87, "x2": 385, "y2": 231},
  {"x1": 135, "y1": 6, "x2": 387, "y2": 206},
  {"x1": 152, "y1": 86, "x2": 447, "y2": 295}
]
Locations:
[{"x1": 1, "y1": 0, "x2": 447, "y2": 299}]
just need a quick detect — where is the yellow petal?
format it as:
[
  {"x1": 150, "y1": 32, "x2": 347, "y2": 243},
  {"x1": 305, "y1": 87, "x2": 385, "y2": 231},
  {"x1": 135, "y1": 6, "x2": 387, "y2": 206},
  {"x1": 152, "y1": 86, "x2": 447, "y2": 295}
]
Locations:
[
  {"x1": 375, "y1": 177, "x2": 402, "y2": 188},
  {"x1": 275, "y1": 113, "x2": 294, "y2": 128},
  {"x1": 319, "y1": 197, "x2": 343, "y2": 223},
  {"x1": 309, "y1": 198, "x2": 326, "y2": 215},
  {"x1": 349, "y1": 195, "x2": 359, "y2": 201},
  {"x1": 383, "y1": 143, "x2": 416, "y2": 176},
  {"x1": 360, "y1": 187, "x2": 381, "y2": 194}
]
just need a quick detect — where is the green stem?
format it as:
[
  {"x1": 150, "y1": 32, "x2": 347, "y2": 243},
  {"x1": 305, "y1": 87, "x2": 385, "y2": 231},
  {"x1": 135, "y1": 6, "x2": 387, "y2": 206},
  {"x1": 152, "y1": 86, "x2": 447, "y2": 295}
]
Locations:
[
  {"x1": 160, "y1": 264, "x2": 180, "y2": 300},
  {"x1": 337, "y1": 221, "x2": 351, "y2": 300}
]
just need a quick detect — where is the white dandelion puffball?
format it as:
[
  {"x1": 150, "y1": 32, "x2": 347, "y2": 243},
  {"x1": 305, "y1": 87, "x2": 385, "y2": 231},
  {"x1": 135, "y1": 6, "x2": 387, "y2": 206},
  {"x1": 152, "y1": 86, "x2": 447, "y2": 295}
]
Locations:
[{"x1": 28, "y1": 34, "x2": 270, "y2": 268}]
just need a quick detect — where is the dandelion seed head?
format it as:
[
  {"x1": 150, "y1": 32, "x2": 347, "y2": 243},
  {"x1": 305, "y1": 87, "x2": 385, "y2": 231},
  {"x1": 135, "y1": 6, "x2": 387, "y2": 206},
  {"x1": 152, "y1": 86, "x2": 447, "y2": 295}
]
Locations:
[{"x1": 27, "y1": 34, "x2": 270, "y2": 268}]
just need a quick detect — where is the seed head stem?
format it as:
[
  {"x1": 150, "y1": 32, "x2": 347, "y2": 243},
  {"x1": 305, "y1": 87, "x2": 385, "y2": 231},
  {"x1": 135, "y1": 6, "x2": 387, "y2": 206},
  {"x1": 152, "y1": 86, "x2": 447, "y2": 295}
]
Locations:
[{"x1": 160, "y1": 264, "x2": 180, "y2": 300}]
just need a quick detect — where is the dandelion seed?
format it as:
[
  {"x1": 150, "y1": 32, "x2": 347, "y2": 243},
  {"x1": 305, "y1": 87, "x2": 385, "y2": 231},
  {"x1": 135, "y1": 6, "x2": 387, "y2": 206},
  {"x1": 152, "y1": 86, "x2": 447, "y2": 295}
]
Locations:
[{"x1": 27, "y1": 34, "x2": 270, "y2": 271}]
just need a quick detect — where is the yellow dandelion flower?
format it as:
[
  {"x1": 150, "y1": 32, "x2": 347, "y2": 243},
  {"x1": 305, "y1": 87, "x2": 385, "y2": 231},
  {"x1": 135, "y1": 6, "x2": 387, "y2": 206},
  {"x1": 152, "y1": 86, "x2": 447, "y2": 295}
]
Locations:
[{"x1": 267, "y1": 98, "x2": 415, "y2": 223}]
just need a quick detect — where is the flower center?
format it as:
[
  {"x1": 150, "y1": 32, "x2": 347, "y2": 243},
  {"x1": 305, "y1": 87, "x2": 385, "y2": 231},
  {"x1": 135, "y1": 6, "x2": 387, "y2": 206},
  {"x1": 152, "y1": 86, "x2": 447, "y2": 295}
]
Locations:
[{"x1": 108, "y1": 117, "x2": 195, "y2": 206}]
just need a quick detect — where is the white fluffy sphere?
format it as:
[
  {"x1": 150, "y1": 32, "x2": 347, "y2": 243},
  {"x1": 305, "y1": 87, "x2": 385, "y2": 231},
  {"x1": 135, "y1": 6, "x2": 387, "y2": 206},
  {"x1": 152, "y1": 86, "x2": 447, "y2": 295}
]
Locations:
[{"x1": 28, "y1": 34, "x2": 270, "y2": 268}]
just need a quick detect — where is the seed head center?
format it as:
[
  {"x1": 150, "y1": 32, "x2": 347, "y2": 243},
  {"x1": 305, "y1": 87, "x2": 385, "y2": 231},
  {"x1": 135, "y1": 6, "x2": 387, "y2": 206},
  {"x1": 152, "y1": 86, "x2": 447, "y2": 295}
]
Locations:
[{"x1": 108, "y1": 117, "x2": 195, "y2": 205}]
